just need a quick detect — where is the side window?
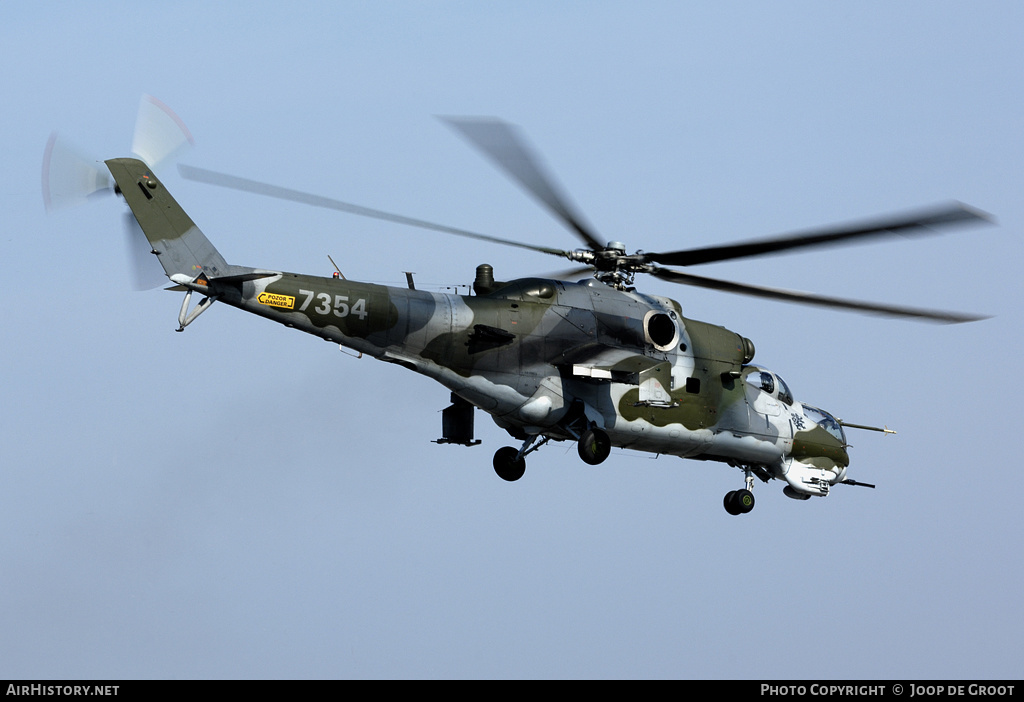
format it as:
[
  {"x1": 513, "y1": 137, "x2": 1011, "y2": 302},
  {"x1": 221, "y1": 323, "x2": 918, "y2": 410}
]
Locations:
[{"x1": 758, "y1": 372, "x2": 775, "y2": 395}]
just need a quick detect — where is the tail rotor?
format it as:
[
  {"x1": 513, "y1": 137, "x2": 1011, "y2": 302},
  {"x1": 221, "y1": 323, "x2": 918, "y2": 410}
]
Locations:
[{"x1": 44, "y1": 95, "x2": 195, "y2": 289}]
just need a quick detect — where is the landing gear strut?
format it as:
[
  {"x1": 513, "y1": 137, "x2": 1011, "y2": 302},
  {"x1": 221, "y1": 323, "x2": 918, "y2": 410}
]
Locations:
[
  {"x1": 492, "y1": 434, "x2": 551, "y2": 482},
  {"x1": 491, "y1": 422, "x2": 612, "y2": 481}
]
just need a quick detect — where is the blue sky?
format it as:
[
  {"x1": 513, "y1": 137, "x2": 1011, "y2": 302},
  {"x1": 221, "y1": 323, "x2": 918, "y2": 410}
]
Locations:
[{"x1": 2, "y1": 1, "x2": 1022, "y2": 679}]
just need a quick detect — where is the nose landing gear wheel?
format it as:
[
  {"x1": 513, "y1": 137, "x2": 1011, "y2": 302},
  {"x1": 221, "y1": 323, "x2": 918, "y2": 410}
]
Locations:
[
  {"x1": 724, "y1": 488, "x2": 755, "y2": 515},
  {"x1": 493, "y1": 446, "x2": 526, "y2": 482},
  {"x1": 577, "y1": 428, "x2": 611, "y2": 465}
]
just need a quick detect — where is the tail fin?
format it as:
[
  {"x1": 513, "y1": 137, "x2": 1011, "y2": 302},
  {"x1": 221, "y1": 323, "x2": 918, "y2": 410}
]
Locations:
[{"x1": 105, "y1": 158, "x2": 228, "y2": 280}]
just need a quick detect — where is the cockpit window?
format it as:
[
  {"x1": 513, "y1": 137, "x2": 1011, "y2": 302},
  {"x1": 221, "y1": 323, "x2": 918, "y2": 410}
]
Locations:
[
  {"x1": 803, "y1": 405, "x2": 845, "y2": 442},
  {"x1": 751, "y1": 369, "x2": 794, "y2": 406},
  {"x1": 776, "y1": 375, "x2": 793, "y2": 406}
]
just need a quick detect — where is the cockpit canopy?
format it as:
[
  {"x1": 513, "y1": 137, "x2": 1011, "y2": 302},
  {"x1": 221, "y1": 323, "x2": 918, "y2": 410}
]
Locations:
[
  {"x1": 802, "y1": 404, "x2": 846, "y2": 443},
  {"x1": 750, "y1": 369, "x2": 793, "y2": 406}
]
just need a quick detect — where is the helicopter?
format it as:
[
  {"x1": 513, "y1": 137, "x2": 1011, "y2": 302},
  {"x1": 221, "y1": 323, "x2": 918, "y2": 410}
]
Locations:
[{"x1": 45, "y1": 97, "x2": 991, "y2": 515}]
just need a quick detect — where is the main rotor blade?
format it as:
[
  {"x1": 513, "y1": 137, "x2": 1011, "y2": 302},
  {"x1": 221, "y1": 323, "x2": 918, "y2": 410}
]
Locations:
[
  {"x1": 649, "y1": 267, "x2": 988, "y2": 323},
  {"x1": 646, "y1": 202, "x2": 993, "y2": 267},
  {"x1": 178, "y1": 164, "x2": 569, "y2": 258},
  {"x1": 440, "y1": 117, "x2": 605, "y2": 251},
  {"x1": 541, "y1": 265, "x2": 595, "y2": 281}
]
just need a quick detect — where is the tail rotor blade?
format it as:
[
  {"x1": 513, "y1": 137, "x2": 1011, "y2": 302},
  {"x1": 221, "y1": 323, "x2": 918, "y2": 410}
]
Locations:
[
  {"x1": 130, "y1": 94, "x2": 194, "y2": 171},
  {"x1": 123, "y1": 211, "x2": 166, "y2": 290},
  {"x1": 42, "y1": 132, "x2": 112, "y2": 212}
]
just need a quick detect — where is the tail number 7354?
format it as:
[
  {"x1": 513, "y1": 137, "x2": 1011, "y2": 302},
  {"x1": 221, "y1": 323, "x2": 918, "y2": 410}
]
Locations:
[{"x1": 298, "y1": 289, "x2": 368, "y2": 320}]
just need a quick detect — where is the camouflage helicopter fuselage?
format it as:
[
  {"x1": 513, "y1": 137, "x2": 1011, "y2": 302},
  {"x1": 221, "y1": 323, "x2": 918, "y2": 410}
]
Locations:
[{"x1": 106, "y1": 157, "x2": 850, "y2": 507}]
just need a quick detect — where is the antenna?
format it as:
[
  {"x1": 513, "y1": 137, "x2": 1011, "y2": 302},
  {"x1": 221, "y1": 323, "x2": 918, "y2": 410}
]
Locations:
[{"x1": 328, "y1": 254, "x2": 345, "y2": 279}]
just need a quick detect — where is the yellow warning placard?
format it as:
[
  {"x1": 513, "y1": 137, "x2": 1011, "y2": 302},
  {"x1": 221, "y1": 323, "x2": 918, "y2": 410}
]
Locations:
[{"x1": 257, "y1": 291, "x2": 295, "y2": 309}]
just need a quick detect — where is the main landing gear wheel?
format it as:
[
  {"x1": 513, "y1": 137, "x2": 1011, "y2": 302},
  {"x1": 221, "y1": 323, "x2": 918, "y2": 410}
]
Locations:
[
  {"x1": 577, "y1": 428, "x2": 611, "y2": 465},
  {"x1": 493, "y1": 446, "x2": 526, "y2": 482},
  {"x1": 724, "y1": 489, "x2": 755, "y2": 515}
]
